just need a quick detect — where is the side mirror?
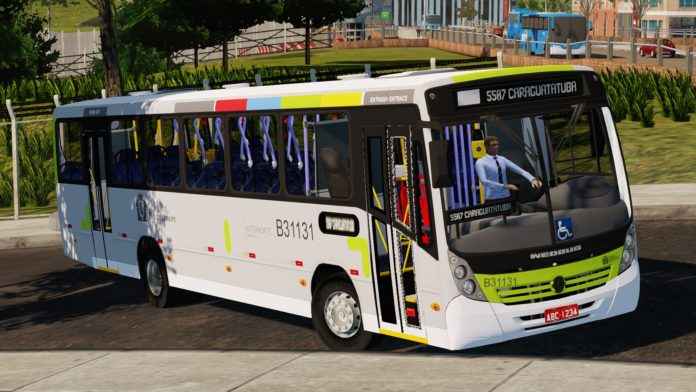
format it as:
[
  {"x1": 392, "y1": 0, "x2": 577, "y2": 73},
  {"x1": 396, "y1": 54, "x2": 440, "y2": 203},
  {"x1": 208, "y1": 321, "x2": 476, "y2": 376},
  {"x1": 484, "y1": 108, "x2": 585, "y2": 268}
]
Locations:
[{"x1": 429, "y1": 139, "x2": 452, "y2": 188}]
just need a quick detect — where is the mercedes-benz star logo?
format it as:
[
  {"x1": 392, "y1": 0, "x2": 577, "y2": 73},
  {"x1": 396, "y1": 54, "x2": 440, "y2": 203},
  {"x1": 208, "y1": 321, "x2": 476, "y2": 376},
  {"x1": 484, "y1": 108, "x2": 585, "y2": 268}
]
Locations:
[{"x1": 552, "y1": 276, "x2": 566, "y2": 293}]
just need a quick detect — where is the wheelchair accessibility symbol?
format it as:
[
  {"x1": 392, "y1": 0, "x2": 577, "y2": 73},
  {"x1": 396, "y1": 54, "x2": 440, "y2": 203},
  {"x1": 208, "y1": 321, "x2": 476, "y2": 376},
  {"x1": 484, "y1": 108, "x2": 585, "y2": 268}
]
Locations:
[{"x1": 555, "y1": 217, "x2": 574, "y2": 241}]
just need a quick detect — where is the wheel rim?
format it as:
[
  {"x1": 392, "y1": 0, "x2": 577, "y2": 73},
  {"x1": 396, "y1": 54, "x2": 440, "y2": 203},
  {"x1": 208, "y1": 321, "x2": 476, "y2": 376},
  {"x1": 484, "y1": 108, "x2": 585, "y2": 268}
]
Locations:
[
  {"x1": 324, "y1": 290, "x2": 361, "y2": 339},
  {"x1": 146, "y1": 259, "x2": 163, "y2": 297}
]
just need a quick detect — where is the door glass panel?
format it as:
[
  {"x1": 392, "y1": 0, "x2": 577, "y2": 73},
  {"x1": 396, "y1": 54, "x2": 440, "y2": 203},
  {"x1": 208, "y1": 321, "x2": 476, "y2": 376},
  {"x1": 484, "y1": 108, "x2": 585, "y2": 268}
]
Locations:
[
  {"x1": 372, "y1": 217, "x2": 396, "y2": 324},
  {"x1": 389, "y1": 134, "x2": 420, "y2": 328},
  {"x1": 97, "y1": 137, "x2": 111, "y2": 232},
  {"x1": 367, "y1": 137, "x2": 385, "y2": 211},
  {"x1": 389, "y1": 136, "x2": 413, "y2": 232}
]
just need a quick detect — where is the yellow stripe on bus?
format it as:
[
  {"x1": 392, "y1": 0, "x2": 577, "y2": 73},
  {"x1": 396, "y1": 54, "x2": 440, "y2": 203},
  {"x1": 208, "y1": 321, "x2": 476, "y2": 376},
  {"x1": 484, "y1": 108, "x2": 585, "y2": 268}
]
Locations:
[
  {"x1": 281, "y1": 92, "x2": 362, "y2": 109},
  {"x1": 378, "y1": 328, "x2": 428, "y2": 345},
  {"x1": 97, "y1": 266, "x2": 119, "y2": 274},
  {"x1": 452, "y1": 65, "x2": 575, "y2": 84}
]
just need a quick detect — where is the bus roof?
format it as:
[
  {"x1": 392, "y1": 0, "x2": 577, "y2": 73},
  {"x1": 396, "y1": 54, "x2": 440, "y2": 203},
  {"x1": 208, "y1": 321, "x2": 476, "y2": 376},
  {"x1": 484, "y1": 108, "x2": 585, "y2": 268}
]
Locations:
[{"x1": 53, "y1": 65, "x2": 593, "y2": 119}]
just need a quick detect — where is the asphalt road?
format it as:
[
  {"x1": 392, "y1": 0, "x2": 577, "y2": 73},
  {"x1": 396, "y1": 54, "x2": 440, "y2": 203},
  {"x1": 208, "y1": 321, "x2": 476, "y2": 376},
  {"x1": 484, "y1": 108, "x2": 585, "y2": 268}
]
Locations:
[{"x1": 1, "y1": 220, "x2": 695, "y2": 364}]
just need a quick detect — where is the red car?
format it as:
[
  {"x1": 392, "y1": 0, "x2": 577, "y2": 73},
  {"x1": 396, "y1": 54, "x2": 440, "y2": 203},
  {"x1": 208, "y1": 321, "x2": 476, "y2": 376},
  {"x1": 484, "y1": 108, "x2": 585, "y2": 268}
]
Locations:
[{"x1": 639, "y1": 39, "x2": 677, "y2": 58}]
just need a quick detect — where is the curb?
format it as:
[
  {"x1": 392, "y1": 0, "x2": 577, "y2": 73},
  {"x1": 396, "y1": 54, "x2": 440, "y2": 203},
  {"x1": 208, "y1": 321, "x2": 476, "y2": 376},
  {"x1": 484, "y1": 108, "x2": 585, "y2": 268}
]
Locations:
[
  {"x1": 634, "y1": 205, "x2": 696, "y2": 221},
  {"x1": 0, "y1": 233, "x2": 62, "y2": 251}
]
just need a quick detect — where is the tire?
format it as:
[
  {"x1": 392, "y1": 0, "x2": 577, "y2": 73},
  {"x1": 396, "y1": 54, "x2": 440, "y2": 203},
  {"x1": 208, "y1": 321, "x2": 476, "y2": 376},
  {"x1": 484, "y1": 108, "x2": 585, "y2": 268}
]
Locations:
[
  {"x1": 312, "y1": 279, "x2": 373, "y2": 351},
  {"x1": 141, "y1": 250, "x2": 172, "y2": 308}
]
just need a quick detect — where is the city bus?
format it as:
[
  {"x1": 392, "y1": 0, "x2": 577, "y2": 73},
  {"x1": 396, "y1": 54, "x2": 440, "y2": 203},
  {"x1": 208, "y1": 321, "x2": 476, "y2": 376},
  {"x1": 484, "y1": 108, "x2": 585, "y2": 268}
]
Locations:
[
  {"x1": 506, "y1": 8, "x2": 589, "y2": 56},
  {"x1": 54, "y1": 64, "x2": 639, "y2": 350}
]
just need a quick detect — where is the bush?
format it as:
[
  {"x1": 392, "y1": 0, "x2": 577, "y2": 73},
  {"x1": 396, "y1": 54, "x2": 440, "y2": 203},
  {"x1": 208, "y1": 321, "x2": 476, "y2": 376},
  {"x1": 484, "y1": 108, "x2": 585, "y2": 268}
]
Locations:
[
  {"x1": 18, "y1": 125, "x2": 55, "y2": 206},
  {"x1": 639, "y1": 103, "x2": 656, "y2": 127}
]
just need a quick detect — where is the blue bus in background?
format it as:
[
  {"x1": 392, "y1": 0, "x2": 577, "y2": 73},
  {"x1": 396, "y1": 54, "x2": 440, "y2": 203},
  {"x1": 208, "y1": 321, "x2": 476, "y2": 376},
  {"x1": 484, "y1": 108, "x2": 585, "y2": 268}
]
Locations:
[{"x1": 506, "y1": 8, "x2": 589, "y2": 56}]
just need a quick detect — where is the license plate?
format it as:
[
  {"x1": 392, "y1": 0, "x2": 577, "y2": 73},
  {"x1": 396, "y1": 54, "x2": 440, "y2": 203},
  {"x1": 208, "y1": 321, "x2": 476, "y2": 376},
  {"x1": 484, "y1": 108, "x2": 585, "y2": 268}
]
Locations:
[{"x1": 544, "y1": 304, "x2": 579, "y2": 324}]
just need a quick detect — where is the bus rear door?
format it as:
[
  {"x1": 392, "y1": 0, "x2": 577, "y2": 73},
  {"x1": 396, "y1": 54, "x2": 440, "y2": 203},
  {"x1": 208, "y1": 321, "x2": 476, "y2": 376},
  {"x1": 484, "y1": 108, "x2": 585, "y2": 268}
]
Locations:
[
  {"x1": 82, "y1": 123, "x2": 114, "y2": 272},
  {"x1": 363, "y1": 125, "x2": 426, "y2": 344}
]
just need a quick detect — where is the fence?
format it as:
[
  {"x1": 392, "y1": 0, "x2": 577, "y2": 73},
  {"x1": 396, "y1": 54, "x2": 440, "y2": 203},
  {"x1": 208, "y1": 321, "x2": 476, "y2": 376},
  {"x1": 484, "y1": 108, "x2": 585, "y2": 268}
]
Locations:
[
  {"x1": 422, "y1": 27, "x2": 695, "y2": 75},
  {"x1": 1, "y1": 99, "x2": 58, "y2": 220},
  {"x1": 48, "y1": 22, "x2": 333, "y2": 77}
]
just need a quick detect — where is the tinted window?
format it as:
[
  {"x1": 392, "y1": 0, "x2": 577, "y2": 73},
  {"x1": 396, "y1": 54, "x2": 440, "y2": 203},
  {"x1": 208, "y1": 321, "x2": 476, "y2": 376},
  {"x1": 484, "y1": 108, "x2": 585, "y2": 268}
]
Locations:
[
  {"x1": 283, "y1": 112, "x2": 351, "y2": 199},
  {"x1": 110, "y1": 119, "x2": 145, "y2": 187},
  {"x1": 143, "y1": 118, "x2": 181, "y2": 188},
  {"x1": 183, "y1": 117, "x2": 226, "y2": 190},
  {"x1": 229, "y1": 115, "x2": 279, "y2": 193},
  {"x1": 57, "y1": 121, "x2": 85, "y2": 183}
]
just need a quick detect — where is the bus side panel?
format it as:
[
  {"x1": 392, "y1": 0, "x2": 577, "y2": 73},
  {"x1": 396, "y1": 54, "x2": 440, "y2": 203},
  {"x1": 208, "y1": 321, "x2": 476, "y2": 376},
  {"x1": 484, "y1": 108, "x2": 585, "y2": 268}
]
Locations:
[
  {"x1": 116, "y1": 190, "x2": 377, "y2": 321},
  {"x1": 105, "y1": 187, "x2": 152, "y2": 279},
  {"x1": 57, "y1": 183, "x2": 96, "y2": 268}
]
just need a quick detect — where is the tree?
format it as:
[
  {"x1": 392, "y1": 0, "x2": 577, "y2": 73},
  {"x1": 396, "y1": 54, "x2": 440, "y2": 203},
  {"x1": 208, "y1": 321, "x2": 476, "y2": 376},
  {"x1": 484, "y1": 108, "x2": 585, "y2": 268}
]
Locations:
[
  {"x1": 575, "y1": 0, "x2": 597, "y2": 19},
  {"x1": 117, "y1": 0, "x2": 208, "y2": 70},
  {"x1": 86, "y1": 0, "x2": 122, "y2": 96},
  {"x1": 0, "y1": 0, "x2": 58, "y2": 83},
  {"x1": 176, "y1": 0, "x2": 278, "y2": 72},
  {"x1": 278, "y1": 0, "x2": 364, "y2": 65},
  {"x1": 630, "y1": 0, "x2": 651, "y2": 38},
  {"x1": 457, "y1": 0, "x2": 476, "y2": 25}
]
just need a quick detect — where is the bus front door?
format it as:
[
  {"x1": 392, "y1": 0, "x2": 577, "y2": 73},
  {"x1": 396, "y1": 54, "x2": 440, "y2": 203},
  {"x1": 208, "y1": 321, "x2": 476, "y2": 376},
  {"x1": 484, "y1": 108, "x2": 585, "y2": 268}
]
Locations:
[
  {"x1": 364, "y1": 125, "x2": 425, "y2": 343},
  {"x1": 83, "y1": 130, "x2": 113, "y2": 271}
]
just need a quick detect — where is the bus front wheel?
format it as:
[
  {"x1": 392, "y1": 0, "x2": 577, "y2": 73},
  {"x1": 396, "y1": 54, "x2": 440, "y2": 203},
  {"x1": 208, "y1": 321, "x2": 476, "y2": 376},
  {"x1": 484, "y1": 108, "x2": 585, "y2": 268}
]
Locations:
[
  {"x1": 141, "y1": 252, "x2": 172, "y2": 308},
  {"x1": 312, "y1": 279, "x2": 373, "y2": 350}
]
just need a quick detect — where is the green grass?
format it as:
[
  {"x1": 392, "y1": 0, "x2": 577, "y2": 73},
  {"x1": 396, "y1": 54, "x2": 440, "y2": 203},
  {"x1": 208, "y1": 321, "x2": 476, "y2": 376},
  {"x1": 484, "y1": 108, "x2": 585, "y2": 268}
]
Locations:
[
  {"x1": 0, "y1": 205, "x2": 56, "y2": 219},
  {"x1": 33, "y1": 0, "x2": 101, "y2": 32},
  {"x1": 617, "y1": 114, "x2": 696, "y2": 184},
  {"x1": 195, "y1": 47, "x2": 471, "y2": 69}
]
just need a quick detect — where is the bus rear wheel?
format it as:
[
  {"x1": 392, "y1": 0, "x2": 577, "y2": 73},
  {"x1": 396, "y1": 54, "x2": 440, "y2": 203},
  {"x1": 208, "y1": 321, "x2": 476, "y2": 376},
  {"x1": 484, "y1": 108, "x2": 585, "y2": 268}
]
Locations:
[
  {"x1": 312, "y1": 279, "x2": 372, "y2": 350},
  {"x1": 142, "y1": 253, "x2": 172, "y2": 308}
]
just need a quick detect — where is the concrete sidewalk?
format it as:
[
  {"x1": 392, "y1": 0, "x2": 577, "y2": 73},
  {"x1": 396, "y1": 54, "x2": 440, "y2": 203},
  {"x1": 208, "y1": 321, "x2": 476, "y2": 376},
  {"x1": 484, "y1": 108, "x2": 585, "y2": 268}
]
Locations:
[
  {"x1": 1, "y1": 351, "x2": 694, "y2": 392},
  {"x1": 0, "y1": 184, "x2": 694, "y2": 251},
  {"x1": 0, "y1": 215, "x2": 61, "y2": 251}
]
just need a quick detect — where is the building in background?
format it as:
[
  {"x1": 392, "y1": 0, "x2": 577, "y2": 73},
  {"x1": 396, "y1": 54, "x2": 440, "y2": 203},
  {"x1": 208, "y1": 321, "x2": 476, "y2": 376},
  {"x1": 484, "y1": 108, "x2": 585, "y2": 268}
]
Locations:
[
  {"x1": 391, "y1": 0, "x2": 509, "y2": 28},
  {"x1": 642, "y1": 0, "x2": 696, "y2": 36},
  {"x1": 580, "y1": 0, "x2": 696, "y2": 39}
]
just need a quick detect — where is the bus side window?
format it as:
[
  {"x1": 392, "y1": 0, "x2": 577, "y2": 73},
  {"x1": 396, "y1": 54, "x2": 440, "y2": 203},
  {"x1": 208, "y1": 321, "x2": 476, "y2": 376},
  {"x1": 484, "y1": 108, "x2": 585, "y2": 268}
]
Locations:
[
  {"x1": 183, "y1": 117, "x2": 226, "y2": 190},
  {"x1": 229, "y1": 115, "x2": 279, "y2": 194},
  {"x1": 143, "y1": 118, "x2": 181, "y2": 188},
  {"x1": 57, "y1": 121, "x2": 86, "y2": 183},
  {"x1": 110, "y1": 119, "x2": 145, "y2": 187},
  {"x1": 283, "y1": 112, "x2": 351, "y2": 199}
]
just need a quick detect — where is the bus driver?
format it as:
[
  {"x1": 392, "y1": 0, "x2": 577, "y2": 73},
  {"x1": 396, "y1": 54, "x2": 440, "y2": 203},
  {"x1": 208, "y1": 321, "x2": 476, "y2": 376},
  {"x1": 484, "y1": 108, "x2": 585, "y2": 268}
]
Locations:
[{"x1": 475, "y1": 136, "x2": 543, "y2": 201}]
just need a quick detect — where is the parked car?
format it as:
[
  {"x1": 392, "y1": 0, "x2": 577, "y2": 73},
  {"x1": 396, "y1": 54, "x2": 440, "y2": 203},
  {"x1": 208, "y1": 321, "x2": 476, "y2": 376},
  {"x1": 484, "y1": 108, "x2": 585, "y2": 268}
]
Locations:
[{"x1": 639, "y1": 39, "x2": 677, "y2": 58}]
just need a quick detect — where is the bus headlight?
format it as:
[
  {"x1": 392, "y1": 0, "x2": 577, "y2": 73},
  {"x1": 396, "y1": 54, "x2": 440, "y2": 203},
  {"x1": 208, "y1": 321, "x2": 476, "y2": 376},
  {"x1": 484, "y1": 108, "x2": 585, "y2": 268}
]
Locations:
[
  {"x1": 619, "y1": 223, "x2": 637, "y2": 274},
  {"x1": 461, "y1": 279, "x2": 477, "y2": 295},
  {"x1": 448, "y1": 251, "x2": 488, "y2": 302},
  {"x1": 454, "y1": 265, "x2": 467, "y2": 279}
]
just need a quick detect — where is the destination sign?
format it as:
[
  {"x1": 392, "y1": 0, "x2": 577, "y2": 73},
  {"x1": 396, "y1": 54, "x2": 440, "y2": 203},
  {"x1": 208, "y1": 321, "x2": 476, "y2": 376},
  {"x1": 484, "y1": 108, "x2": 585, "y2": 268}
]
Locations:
[
  {"x1": 447, "y1": 198, "x2": 517, "y2": 224},
  {"x1": 457, "y1": 77, "x2": 583, "y2": 107}
]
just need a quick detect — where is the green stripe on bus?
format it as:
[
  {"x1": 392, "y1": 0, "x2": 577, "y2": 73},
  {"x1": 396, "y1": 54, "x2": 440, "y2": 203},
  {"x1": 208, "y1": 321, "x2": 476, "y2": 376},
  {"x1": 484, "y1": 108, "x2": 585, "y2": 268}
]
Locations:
[
  {"x1": 224, "y1": 219, "x2": 233, "y2": 255},
  {"x1": 451, "y1": 65, "x2": 576, "y2": 84},
  {"x1": 281, "y1": 92, "x2": 363, "y2": 109},
  {"x1": 475, "y1": 246, "x2": 623, "y2": 304},
  {"x1": 347, "y1": 237, "x2": 371, "y2": 278},
  {"x1": 80, "y1": 202, "x2": 92, "y2": 231}
]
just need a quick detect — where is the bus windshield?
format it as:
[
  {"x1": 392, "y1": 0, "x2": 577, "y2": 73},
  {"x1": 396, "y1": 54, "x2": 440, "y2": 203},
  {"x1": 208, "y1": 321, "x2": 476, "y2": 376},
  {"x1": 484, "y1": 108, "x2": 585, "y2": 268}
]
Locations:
[{"x1": 438, "y1": 104, "x2": 628, "y2": 256}]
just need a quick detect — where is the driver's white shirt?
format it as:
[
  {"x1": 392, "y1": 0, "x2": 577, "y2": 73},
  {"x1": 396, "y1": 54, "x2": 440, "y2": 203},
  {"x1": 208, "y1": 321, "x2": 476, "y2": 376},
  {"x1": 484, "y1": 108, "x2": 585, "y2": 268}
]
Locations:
[{"x1": 475, "y1": 154, "x2": 536, "y2": 200}]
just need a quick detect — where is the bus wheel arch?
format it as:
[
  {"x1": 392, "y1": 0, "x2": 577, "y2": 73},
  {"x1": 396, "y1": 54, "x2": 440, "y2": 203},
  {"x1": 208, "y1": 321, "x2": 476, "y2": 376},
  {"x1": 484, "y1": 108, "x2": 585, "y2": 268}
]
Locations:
[
  {"x1": 137, "y1": 236, "x2": 171, "y2": 308},
  {"x1": 310, "y1": 264, "x2": 373, "y2": 350},
  {"x1": 311, "y1": 264, "x2": 350, "y2": 295}
]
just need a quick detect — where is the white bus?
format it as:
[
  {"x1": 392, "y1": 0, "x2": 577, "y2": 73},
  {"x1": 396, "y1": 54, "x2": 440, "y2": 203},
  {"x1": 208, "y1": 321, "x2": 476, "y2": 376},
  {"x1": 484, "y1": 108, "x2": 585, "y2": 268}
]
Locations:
[{"x1": 54, "y1": 65, "x2": 639, "y2": 350}]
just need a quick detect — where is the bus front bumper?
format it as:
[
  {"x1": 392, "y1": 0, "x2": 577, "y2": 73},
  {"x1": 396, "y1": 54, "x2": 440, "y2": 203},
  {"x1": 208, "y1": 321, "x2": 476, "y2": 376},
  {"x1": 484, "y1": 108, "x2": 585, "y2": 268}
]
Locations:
[{"x1": 444, "y1": 259, "x2": 639, "y2": 350}]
